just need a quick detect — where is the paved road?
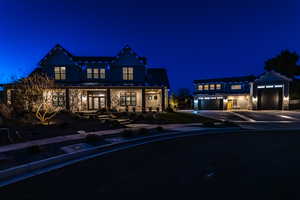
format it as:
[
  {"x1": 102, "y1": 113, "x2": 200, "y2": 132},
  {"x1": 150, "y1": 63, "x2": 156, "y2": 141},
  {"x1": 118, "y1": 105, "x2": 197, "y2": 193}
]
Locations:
[{"x1": 2, "y1": 131, "x2": 300, "y2": 199}]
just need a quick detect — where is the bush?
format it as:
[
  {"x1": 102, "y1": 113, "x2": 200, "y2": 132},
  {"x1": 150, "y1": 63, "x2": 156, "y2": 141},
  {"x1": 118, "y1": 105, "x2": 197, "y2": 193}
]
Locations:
[
  {"x1": 138, "y1": 128, "x2": 149, "y2": 135},
  {"x1": 121, "y1": 129, "x2": 135, "y2": 138},
  {"x1": 202, "y1": 121, "x2": 215, "y2": 127},
  {"x1": 166, "y1": 106, "x2": 174, "y2": 113},
  {"x1": 59, "y1": 122, "x2": 69, "y2": 129},
  {"x1": 85, "y1": 134, "x2": 104, "y2": 144},
  {"x1": 0, "y1": 104, "x2": 13, "y2": 120},
  {"x1": 27, "y1": 145, "x2": 43, "y2": 154},
  {"x1": 156, "y1": 126, "x2": 164, "y2": 132},
  {"x1": 108, "y1": 120, "x2": 121, "y2": 128}
]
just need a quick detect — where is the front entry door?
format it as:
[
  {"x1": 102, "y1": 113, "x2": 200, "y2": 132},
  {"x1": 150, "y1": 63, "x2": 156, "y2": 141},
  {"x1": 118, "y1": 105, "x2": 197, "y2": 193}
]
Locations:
[
  {"x1": 227, "y1": 100, "x2": 233, "y2": 110},
  {"x1": 88, "y1": 92, "x2": 106, "y2": 110}
]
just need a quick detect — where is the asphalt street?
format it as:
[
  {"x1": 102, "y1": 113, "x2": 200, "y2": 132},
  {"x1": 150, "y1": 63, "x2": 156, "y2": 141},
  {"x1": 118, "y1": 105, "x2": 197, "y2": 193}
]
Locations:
[{"x1": 2, "y1": 131, "x2": 300, "y2": 199}]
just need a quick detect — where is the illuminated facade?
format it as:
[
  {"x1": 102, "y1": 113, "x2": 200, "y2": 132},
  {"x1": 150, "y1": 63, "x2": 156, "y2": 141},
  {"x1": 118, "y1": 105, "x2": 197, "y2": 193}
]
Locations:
[
  {"x1": 3, "y1": 44, "x2": 169, "y2": 112},
  {"x1": 193, "y1": 71, "x2": 292, "y2": 110}
]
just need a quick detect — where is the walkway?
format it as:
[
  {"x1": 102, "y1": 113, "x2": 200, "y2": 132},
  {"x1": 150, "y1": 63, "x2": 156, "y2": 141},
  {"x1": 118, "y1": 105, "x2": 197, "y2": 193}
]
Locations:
[{"x1": 0, "y1": 123, "x2": 204, "y2": 153}]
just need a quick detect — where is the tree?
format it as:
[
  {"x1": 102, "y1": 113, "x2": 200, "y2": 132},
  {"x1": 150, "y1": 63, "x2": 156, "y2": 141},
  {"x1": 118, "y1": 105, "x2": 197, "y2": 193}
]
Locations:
[
  {"x1": 175, "y1": 88, "x2": 193, "y2": 110},
  {"x1": 264, "y1": 50, "x2": 300, "y2": 77},
  {"x1": 12, "y1": 73, "x2": 59, "y2": 124}
]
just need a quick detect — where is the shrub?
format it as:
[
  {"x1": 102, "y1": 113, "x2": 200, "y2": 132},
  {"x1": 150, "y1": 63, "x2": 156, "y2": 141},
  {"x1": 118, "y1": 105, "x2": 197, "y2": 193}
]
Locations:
[
  {"x1": 121, "y1": 129, "x2": 135, "y2": 138},
  {"x1": 0, "y1": 104, "x2": 13, "y2": 120},
  {"x1": 27, "y1": 145, "x2": 43, "y2": 154},
  {"x1": 202, "y1": 121, "x2": 215, "y2": 127},
  {"x1": 59, "y1": 122, "x2": 69, "y2": 129},
  {"x1": 156, "y1": 126, "x2": 164, "y2": 132},
  {"x1": 138, "y1": 128, "x2": 149, "y2": 135},
  {"x1": 108, "y1": 120, "x2": 121, "y2": 128},
  {"x1": 166, "y1": 106, "x2": 174, "y2": 113},
  {"x1": 85, "y1": 134, "x2": 104, "y2": 144}
]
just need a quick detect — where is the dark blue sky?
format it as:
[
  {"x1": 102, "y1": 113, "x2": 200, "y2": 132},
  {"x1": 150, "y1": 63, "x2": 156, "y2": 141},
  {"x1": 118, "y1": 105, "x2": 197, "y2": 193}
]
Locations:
[{"x1": 0, "y1": 0, "x2": 299, "y2": 91}]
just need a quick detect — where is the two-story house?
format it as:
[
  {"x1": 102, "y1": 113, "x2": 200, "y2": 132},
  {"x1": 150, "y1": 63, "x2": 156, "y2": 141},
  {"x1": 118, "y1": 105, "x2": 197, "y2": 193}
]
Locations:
[
  {"x1": 3, "y1": 44, "x2": 169, "y2": 112},
  {"x1": 193, "y1": 71, "x2": 292, "y2": 110},
  {"x1": 193, "y1": 75, "x2": 255, "y2": 110}
]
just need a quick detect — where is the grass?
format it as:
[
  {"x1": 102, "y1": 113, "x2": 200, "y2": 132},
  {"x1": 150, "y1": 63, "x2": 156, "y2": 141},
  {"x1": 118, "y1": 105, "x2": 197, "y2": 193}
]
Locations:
[{"x1": 155, "y1": 112, "x2": 218, "y2": 124}]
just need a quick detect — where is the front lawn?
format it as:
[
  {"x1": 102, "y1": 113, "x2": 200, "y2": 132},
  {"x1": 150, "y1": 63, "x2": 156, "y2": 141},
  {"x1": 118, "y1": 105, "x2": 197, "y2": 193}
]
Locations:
[{"x1": 154, "y1": 112, "x2": 218, "y2": 124}]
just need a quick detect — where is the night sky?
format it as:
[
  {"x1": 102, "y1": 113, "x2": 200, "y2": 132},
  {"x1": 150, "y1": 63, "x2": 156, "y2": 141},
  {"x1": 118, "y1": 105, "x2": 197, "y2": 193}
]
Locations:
[{"x1": 0, "y1": 0, "x2": 299, "y2": 92}]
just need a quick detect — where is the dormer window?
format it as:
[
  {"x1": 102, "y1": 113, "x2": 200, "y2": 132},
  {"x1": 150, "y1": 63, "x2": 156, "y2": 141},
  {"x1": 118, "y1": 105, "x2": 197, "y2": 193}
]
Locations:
[
  {"x1": 87, "y1": 68, "x2": 105, "y2": 79},
  {"x1": 231, "y1": 84, "x2": 242, "y2": 90},
  {"x1": 204, "y1": 85, "x2": 209, "y2": 90},
  {"x1": 198, "y1": 85, "x2": 203, "y2": 91},
  {"x1": 54, "y1": 67, "x2": 66, "y2": 80},
  {"x1": 123, "y1": 67, "x2": 133, "y2": 80}
]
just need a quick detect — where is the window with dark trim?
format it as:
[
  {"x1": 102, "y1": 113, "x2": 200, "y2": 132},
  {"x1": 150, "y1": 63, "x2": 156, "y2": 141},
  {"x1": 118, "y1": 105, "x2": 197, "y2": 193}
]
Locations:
[
  {"x1": 198, "y1": 85, "x2": 203, "y2": 91},
  {"x1": 54, "y1": 67, "x2": 66, "y2": 80},
  {"x1": 87, "y1": 68, "x2": 105, "y2": 79},
  {"x1": 52, "y1": 92, "x2": 65, "y2": 107},
  {"x1": 120, "y1": 92, "x2": 136, "y2": 106},
  {"x1": 231, "y1": 84, "x2": 242, "y2": 90},
  {"x1": 123, "y1": 67, "x2": 133, "y2": 80}
]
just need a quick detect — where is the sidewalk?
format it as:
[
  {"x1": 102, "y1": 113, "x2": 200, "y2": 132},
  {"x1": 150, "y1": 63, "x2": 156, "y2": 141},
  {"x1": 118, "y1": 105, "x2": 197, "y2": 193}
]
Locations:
[{"x1": 0, "y1": 123, "x2": 204, "y2": 153}]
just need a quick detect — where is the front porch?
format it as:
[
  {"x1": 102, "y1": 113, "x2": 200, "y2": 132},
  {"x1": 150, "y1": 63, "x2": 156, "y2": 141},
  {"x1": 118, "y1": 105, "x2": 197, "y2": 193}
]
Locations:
[{"x1": 66, "y1": 87, "x2": 167, "y2": 112}]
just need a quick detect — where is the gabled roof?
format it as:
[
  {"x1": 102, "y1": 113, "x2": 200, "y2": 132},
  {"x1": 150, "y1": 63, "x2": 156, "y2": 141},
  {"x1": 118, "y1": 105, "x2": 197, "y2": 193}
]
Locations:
[
  {"x1": 194, "y1": 75, "x2": 256, "y2": 84},
  {"x1": 255, "y1": 70, "x2": 292, "y2": 82},
  {"x1": 39, "y1": 44, "x2": 147, "y2": 65},
  {"x1": 73, "y1": 56, "x2": 115, "y2": 62},
  {"x1": 39, "y1": 44, "x2": 74, "y2": 65},
  {"x1": 147, "y1": 68, "x2": 170, "y2": 88},
  {"x1": 115, "y1": 44, "x2": 147, "y2": 65}
]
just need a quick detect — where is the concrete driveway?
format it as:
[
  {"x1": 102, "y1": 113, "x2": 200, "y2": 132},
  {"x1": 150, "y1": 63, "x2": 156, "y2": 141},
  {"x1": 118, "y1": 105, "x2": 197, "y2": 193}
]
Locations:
[{"x1": 184, "y1": 110, "x2": 300, "y2": 130}]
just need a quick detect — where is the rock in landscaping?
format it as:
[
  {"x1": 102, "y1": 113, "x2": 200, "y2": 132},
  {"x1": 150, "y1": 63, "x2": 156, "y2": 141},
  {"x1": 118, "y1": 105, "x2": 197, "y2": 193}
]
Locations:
[{"x1": 77, "y1": 130, "x2": 86, "y2": 134}]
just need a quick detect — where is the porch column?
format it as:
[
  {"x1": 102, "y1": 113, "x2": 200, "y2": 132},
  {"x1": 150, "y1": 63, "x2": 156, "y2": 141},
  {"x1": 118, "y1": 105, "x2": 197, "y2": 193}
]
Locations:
[
  {"x1": 142, "y1": 88, "x2": 146, "y2": 112},
  {"x1": 65, "y1": 88, "x2": 70, "y2": 111},
  {"x1": 107, "y1": 89, "x2": 111, "y2": 110},
  {"x1": 162, "y1": 87, "x2": 165, "y2": 111},
  {"x1": 3, "y1": 88, "x2": 7, "y2": 105}
]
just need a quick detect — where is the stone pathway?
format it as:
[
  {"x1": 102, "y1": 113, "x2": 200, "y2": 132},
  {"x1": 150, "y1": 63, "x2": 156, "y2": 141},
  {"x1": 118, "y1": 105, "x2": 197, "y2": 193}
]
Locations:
[{"x1": 0, "y1": 123, "x2": 204, "y2": 153}]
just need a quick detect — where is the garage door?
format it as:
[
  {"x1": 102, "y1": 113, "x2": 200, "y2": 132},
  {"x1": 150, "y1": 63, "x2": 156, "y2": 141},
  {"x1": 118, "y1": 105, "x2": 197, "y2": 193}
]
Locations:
[
  {"x1": 198, "y1": 99, "x2": 223, "y2": 110},
  {"x1": 257, "y1": 88, "x2": 282, "y2": 110}
]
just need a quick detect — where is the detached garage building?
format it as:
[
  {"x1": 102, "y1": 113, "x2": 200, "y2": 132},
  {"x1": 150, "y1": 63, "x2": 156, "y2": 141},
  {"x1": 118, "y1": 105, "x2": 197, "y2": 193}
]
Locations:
[
  {"x1": 193, "y1": 71, "x2": 292, "y2": 111},
  {"x1": 252, "y1": 71, "x2": 291, "y2": 110}
]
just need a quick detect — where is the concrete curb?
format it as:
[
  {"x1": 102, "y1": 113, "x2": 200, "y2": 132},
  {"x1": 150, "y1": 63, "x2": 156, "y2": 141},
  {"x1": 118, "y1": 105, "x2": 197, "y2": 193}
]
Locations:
[{"x1": 1, "y1": 127, "x2": 300, "y2": 188}]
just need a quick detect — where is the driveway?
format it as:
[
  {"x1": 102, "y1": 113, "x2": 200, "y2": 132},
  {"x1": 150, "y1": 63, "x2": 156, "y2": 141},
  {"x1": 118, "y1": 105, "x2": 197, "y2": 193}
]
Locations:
[
  {"x1": 186, "y1": 110, "x2": 300, "y2": 130},
  {"x1": 191, "y1": 110, "x2": 300, "y2": 122}
]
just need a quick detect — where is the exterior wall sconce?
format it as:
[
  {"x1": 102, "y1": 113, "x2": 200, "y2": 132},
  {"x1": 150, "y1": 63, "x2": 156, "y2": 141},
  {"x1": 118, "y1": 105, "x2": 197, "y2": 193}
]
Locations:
[
  {"x1": 283, "y1": 96, "x2": 289, "y2": 101},
  {"x1": 223, "y1": 99, "x2": 228, "y2": 103},
  {"x1": 252, "y1": 97, "x2": 257, "y2": 102}
]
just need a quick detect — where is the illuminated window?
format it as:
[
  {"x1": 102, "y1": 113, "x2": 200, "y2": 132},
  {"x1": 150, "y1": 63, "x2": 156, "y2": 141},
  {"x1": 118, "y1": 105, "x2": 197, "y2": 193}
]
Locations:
[
  {"x1": 52, "y1": 92, "x2": 65, "y2": 107},
  {"x1": 204, "y1": 85, "x2": 209, "y2": 90},
  {"x1": 210, "y1": 84, "x2": 215, "y2": 90},
  {"x1": 100, "y1": 68, "x2": 105, "y2": 79},
  {"x1": 54, "y1": 67, "x2": 66, "y2": 80},
  {"x1": 120, "y1": 92, "x2": 136, "y2": 106},
  {"x1": 123, "y1": 67, "x2": 133, "y2": 80},
  {"x1": 87, "y1": 68, "x2": 105, "y2": 79},
  {"x1": 231, "y1": 84, "x2": 242, "y2": 90},
  {"x1": 216, "y1": 84, "x2": 221, "y2": 90},
  {"x1": 198, "y1": 85, "x2": 203, "y2": 91}
]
